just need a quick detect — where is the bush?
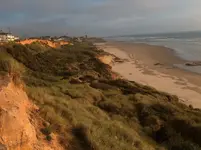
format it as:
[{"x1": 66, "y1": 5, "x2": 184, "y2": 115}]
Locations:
[
  {"x1": 168, "y1": 138, "x2": 200, "y2": 150},
  {"x1": 46, "y1": 135, "x2": 52, "y2": 141},
  {"x1": 41, "y1": 126, "x2": 52, "y2": 136},
  {"x1": 26, "y1": 42, "x2": 50, "y2": 54},
  {"x1": 0, "y1": 52, "x2": 24, "y2": 74}
]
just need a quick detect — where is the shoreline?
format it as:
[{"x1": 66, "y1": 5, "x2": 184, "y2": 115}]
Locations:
[
  {"x1": 96, "y1": 41, "x2": 201, "y2": 108},
  {"x1": 105, "y1": 41, "x2": 201, "y2": 86}
]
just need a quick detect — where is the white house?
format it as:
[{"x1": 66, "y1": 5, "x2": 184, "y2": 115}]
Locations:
[{"x1": 0, "y1": 31, "x2": 19, "y2": 42}]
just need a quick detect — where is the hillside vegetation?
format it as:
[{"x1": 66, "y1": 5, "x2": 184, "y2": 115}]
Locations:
[{"x1": 0, "y1": 41, "x2": 201, "y2": 150}]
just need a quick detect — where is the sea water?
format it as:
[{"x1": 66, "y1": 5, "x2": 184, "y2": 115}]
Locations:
[{"x1": 106, "y1": 31, "x2": 201, "y2": 74}]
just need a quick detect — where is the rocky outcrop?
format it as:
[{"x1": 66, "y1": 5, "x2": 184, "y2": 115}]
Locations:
[{"x1": 185, "y1": 61, "x2": 201, "y2": 66}]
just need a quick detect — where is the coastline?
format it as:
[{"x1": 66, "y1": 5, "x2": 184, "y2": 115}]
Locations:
[{"x1": 96, "y1": 41, "x2": 201, "y2": 108}]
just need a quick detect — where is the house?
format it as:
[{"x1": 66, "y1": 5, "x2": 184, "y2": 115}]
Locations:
[
  {"x1": 0, "y1": 30, "x2": 19, "y2": 42},
  {"x1": 53, "y1": 36, "x2": 71, "y2": 42}
]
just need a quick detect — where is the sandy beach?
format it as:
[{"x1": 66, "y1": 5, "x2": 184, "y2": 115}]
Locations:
[{"x1": 97, "y1": 41, "x2": 201, "y2": 108}]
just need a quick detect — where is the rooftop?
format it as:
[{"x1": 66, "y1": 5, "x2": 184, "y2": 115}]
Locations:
[{"x1": 0, "y1": 30, "x2": 11, "y2": 35}]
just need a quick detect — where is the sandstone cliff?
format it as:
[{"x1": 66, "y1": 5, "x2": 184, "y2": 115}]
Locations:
[
  {"x1": 0, "y1": 76, "x2": 63, "y2": 150},
  {"x1": 19, "y1": 39, "x2": 69, "y2": 48}
]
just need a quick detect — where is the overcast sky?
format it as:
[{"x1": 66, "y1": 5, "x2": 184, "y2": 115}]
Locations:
[{"x1": 0, "y1": 0, "x2": 201, "y2": 37}]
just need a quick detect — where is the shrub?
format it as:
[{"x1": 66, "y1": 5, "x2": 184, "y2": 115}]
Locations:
[
  {"x1": 41, "y1": 126, "x2": 52, "y2": 136},
  {"x1": 46, "y1": 135, "x2": 52, "y2": 141},
  {"x1": 167, "y1": 136, "x2": 200, "y2": 150},
  {"x1": 0, "y1": 52, "x2": 24, "y2": 74},
  {"x1": 41, "y1": 126, "x2": 53, "y2": 141}
]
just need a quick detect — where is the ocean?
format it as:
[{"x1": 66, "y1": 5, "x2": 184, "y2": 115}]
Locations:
[{"x1": 106, "y1": 31, "x2": 201, "y2": 74}]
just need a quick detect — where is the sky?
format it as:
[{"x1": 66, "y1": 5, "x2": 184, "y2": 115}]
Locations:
[{"x1": 0, "y1": 0, "x2": 201, "y2": 37}]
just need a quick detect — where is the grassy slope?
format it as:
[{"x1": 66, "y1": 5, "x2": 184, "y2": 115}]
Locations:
[{"x1": 0, "y1": 41, "x2": 201, "y2": 150}]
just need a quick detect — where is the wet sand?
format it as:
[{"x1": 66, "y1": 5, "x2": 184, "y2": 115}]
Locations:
[{"x1": 96, "y1": 42, "x2": 201, "y2": 108}]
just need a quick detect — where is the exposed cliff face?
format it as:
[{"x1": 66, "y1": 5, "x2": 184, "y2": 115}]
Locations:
[
  {"x1": 0, "y1": 76, "x2": 36, "y2": 149},
  {"x1": 0, "y1": 76, "x2": 63, "y2": 150},
  {"x1": 19, "y1": 39, "x2": 69, "y2": 48},
  {"x1": 97, "y1": 55, "x2": 114, "y2": 65}
]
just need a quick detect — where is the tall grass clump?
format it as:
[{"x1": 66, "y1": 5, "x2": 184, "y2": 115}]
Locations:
[{"x1": 0, "y1": 51, "x2": 24, "y2": 85}]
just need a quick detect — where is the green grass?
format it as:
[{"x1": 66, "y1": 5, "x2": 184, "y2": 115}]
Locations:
[
  {"x1": 1, "y1": 41, "x2": 201, "y2": 150},
  {"x1": 0, "y1": 51, "x2": 24, "y2": 74},
  {"x1": 26, "y1": 41, "x2": 52, "y2": 54}
]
